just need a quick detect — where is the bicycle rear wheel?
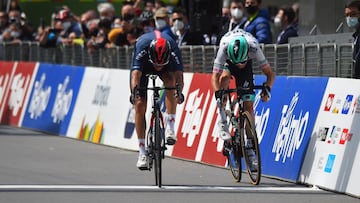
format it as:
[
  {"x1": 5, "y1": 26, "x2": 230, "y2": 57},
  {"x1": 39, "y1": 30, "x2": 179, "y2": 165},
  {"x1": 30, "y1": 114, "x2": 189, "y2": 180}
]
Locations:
[
  {"x1": 154, "y1": 110, "x2": 162, "y2": 187},
  {"x1": 240, "y1": 111, "x2": 261, "y2": 185}
]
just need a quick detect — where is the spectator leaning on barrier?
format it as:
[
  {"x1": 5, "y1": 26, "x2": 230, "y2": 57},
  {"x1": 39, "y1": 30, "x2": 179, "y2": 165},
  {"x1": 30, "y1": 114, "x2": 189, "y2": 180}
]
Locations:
[
  {"x1": 274, "y1": 5, "x2": 298, "y2": 44},
  {"x1": 243, "y1": 0, "x2": 272, "y2": 44},
  {"x1": 56, "y1": 8, "x2": 83, "y2": 45},
  {"x1": 345, "y1": 0, "x2": 360, "y2": 79}
]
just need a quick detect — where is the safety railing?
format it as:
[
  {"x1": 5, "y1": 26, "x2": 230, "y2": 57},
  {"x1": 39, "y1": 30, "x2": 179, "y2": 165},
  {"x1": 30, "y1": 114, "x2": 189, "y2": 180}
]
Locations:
[{"x1": 0, "y1": 42, "x2": 354, "y2": 78}]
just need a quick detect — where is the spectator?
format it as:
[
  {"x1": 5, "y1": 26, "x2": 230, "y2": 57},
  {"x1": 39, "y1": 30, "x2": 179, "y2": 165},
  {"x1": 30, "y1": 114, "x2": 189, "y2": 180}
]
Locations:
[
  {"x1": 55, "y1": 8, "x2": 83, "y2": 42},
  {"x1": 138, "y1": 10, "x2": 155, "y2": 33},
  {"x1": 1, "y1": 16, "x2": 22, "y2": 43},
  {"x1": 274, "y1": 5, "x2": 298, "y2": 44},
  {"x1": 80, "y1": 9, "x2": 99, "y2": 39},
  {"x1": 170, "y1": 7, "x2": 203, "y2": 46},
  {"x1": 154, "y1": 7, "x2": 176, "y2": 41},
  {"x1": 144, "y1": 0, "x2": 156, "y2": 13},
  {"x1": 243, "y1": 0, "x2": 272, "y2": 44},
  {"x1": 345, "y1": 0, "x2": 360, "y2": 78},
  {"x1": 37, "y1": 20, "x2": 63, "y2": 47},
  {"x1": 83, "y1": 18, "x2": 100, "y2": 43},
  {"x1": 97, "y1": 2, "x2": 116, "y2": 22},
  {"x1": 0, "y1": 10, "x2": 9, "y2": 35},
  {"x1": 8, "y1": 0, "x2": 21, "y2": 12},
  {"x1": 87, "y1": 18, "x2": 112, "y2": 53},
  {"x1": 121, "y1": 3, "x2": 136, "y2": 20},
  {"x1": 217, "y1": 0, "x2": 247, "y2": 45}
]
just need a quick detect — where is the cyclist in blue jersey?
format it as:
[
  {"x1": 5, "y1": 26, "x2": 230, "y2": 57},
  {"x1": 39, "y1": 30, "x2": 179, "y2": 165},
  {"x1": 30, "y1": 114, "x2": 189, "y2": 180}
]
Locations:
[{"x1": 130, "y1": 30, "x2": 184, "y2": 169}]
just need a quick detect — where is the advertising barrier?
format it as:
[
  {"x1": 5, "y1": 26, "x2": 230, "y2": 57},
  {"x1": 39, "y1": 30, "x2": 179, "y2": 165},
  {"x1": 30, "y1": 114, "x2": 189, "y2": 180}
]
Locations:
[
  {"x1": 0, "y1": 61, "x2": 358, "y2": 198},
  {"x1": 299, "y1": 78, "x2": 360, "y2": 197}
]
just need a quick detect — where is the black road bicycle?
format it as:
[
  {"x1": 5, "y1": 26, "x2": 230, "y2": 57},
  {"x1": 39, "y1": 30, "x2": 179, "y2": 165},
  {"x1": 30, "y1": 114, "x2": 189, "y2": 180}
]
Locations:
[
  {"x1": 137, "y1": 74, "x2": 183, "y2": 188},
  {"x1": 216, "y1": 85, "x2": 265, "y2": 185}
]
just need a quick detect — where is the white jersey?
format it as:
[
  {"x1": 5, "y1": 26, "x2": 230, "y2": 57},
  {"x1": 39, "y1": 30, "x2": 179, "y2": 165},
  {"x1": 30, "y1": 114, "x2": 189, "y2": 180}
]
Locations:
[{"x1": 213, "y1": 28, "x2": 269, "y2": 73}]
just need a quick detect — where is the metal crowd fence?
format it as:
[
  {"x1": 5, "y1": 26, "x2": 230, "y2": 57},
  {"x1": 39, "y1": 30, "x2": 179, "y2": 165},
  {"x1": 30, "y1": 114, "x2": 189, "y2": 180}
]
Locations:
[{"x1": 0, "y1": 42, "x2": 354, "y2": 78}]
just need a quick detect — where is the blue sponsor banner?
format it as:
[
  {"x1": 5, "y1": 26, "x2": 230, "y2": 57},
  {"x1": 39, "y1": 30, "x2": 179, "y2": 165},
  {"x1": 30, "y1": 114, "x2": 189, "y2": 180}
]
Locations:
[
  {"x1": 254, "y1": 75, "x2": 329, "y2": 181},
  {"x1": 22, "y1": 63, "x2": 85, "y2": 135}
]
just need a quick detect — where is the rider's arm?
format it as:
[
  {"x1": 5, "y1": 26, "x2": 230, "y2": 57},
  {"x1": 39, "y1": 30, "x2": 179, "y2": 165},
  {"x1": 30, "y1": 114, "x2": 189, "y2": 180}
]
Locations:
[{"x1": 261, "y1": 64, "x2": 275, "y2": 88}]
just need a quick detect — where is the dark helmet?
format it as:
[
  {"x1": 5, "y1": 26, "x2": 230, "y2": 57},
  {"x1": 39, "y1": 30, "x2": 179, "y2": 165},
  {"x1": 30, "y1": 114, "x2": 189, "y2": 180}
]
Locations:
[
  {"x1": 227, "y1": 35, "x2": 248, "y2": 64},
  {"x1": 148, "y1": 37, "x2": 171, "y2": 66}
]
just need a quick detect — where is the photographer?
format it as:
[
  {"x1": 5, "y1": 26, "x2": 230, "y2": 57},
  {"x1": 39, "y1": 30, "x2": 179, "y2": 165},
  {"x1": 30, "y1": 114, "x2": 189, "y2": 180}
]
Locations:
[{"x1": 36, "y1": 20, "x2": 63, "y2": 47}]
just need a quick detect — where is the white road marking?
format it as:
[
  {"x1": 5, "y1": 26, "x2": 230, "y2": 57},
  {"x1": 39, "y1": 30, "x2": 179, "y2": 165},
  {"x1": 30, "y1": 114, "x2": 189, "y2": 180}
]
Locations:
[{"x1": 0, "y1": 185, "x2": 323, "y2": 192}]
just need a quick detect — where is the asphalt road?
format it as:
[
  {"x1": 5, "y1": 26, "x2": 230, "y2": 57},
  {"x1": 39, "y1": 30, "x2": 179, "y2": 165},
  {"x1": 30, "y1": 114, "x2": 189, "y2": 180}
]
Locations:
[{"x1": 0, "y1": 125, "x2": 358, "y2": 203}]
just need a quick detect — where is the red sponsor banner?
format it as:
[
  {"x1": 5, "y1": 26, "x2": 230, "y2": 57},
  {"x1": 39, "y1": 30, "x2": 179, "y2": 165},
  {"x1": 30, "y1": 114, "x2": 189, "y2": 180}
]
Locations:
[
  {"x1": 1, "y1": 62, "x2": 37, "y2": 126},
  {"x1": 0, "y1": 61, "x2": 16, "y2": 119},
  {"x1": 172, "y1": 73, "x2": 229, "y2": 166}
]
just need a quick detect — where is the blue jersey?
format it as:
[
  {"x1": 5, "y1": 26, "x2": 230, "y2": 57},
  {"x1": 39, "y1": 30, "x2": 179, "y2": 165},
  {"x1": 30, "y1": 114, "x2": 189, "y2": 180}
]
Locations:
[{"x1": 131, "y1": 31, "x2": 183, "y2": 72}]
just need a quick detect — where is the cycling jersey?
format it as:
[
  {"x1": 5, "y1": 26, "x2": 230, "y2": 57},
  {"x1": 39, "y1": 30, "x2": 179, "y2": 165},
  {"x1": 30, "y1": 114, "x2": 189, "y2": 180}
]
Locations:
[
  {"x1": 131, "y1": 31, "x2": 183, "y2": 72},
  {"x1": 213, "y1": 28, "x2": 269, "y2": 73}
]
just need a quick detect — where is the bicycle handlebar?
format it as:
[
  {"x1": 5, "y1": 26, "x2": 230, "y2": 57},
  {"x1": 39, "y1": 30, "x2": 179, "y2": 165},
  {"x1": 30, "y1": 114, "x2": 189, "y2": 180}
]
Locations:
[
  {"x1": 133, "y1": 74, "x2": 184, "y2": 104},
  {"x1": 215, "y1": 85, "x2": 265, "y2": 99}
]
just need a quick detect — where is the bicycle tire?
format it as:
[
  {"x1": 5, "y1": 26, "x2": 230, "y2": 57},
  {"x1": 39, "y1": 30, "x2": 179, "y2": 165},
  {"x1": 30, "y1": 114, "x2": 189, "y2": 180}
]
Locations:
[
  {"x1": 224, "y1": 111, "x2": 242, "y2": 182},
  {"x1": 240, "y1": 111, "x2": 261, "y2": 185},
  {"x1": 154, "y1": 109, "x2": 162, "y2": 187},
  {"x1": 228, "y1": 134, "x2": 242, "y2": 182}
]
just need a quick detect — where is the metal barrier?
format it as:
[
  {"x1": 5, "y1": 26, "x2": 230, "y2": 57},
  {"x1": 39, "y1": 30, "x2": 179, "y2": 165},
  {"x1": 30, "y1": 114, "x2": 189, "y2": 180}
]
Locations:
[{"x1": 0, "y1": 42, "x2": 354, "y2": 78}]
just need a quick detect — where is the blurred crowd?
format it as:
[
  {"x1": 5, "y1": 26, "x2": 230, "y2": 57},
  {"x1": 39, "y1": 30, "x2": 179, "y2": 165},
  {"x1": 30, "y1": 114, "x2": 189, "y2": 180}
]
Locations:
[{"x1": 0, "y1": 0, "x2": 300, "y2": 51}]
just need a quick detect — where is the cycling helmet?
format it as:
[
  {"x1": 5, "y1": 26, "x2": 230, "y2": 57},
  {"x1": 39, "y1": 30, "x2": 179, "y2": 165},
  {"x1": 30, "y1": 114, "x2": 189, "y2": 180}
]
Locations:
[
  {"x1": 148, "y1": 37, "x2": 171, "y2": 66},
  {"x1": 227, "y1": 36, "x2": 248, "y2": 64}
]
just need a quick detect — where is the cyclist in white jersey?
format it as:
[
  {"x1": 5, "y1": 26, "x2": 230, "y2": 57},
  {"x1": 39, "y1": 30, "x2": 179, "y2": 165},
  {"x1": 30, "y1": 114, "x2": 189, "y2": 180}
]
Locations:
[{"x1": 211, "y1": 28, "x2": 275, "y2": 141}]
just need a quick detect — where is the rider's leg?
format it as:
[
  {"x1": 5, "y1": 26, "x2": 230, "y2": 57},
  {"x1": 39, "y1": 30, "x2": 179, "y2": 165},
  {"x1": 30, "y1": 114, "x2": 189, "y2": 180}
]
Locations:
[
  {"x1": 161, "y1": 72, "x2": 178, "y2": 144},
  {"x1": 134, "y1": 98, "x2": 147, "y2": 155},
  {"x1": 218, "y1": 70, "x2": 231, "y2": 122}
]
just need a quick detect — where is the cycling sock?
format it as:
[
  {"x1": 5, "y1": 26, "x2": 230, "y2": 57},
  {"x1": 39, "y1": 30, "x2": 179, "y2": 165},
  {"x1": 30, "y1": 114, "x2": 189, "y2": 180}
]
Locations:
[
  {"x1": 165, "y1": 114, "x2": 176, "y2": 131},
  {"x1": 216, "y1": 98, "x2": 227, "y2": 122},
  {"x1": 138, "y1": 139, "x2": 146, "y2": 155}
]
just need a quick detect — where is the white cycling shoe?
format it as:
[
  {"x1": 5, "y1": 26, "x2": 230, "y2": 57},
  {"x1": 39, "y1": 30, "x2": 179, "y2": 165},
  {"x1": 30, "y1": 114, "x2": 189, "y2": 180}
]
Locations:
[
  {"x1": 166, "y1": 129, "x2": 177, "y2": 145},
  {"x1": 136, "y1": 154, "x2": 149, "y2": 170},
  {"x1": 218, "y1": 121, "x2": 231, "y2": 141}
]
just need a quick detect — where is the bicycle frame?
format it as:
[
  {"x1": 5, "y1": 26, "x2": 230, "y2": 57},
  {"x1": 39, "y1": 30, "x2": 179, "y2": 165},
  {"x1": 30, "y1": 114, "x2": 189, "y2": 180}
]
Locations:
[
  {"x1": 219, "y1": 85, "x2": 263, "y2": 185},
  {"x1": 138, "y1": 74, "x2": 181, "y2": 188}
]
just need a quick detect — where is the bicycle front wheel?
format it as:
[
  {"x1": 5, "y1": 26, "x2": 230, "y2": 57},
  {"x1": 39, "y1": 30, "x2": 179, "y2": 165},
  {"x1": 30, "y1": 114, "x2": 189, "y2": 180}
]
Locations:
[
  {"x1": 227, "y1": 134, "x2": 242, "y2": 182},
  {"x1": 240, "y1": 111, "x2": 261, "y2": 185},
  {"x1": 154, "y1": 110, "x2": 162, "y2": 187}
]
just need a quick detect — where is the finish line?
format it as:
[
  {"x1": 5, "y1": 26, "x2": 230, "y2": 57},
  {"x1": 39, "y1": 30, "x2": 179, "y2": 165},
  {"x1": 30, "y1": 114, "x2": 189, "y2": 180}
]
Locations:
[{"x1": 0, "y1": 184, "x2": 323, "y2": 192}]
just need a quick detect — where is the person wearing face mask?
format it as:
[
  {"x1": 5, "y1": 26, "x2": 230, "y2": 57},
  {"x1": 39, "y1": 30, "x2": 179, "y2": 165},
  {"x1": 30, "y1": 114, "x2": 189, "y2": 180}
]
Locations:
[
  {"x1": 243, "y1": 0, "x2": 272, "y2": 44},
  {"x1": 345, "y1": 0, "x2": 360, "y2": 79},
  {"x1": 153, "y1": 7, "x2": 177, "y2": 41},
  {"x1": 170, "y1": 7, "x2": 203, "y2": 46},
  {"x1": 217, "y1": 0, "x2": 247, "y2": 45},
  {"x1": 274, "y1": 5, "x2": 298, "y2": 44}
]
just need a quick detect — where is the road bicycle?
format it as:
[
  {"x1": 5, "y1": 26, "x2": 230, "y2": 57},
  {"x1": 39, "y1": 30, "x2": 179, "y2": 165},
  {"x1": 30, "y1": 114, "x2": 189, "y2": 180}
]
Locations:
[
  {"x1": 216, "y1": 85, "x2": 265, "y2": 185},
  {"x1": 137, "y1": 74, "x2": 183, "y2": 188}
]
